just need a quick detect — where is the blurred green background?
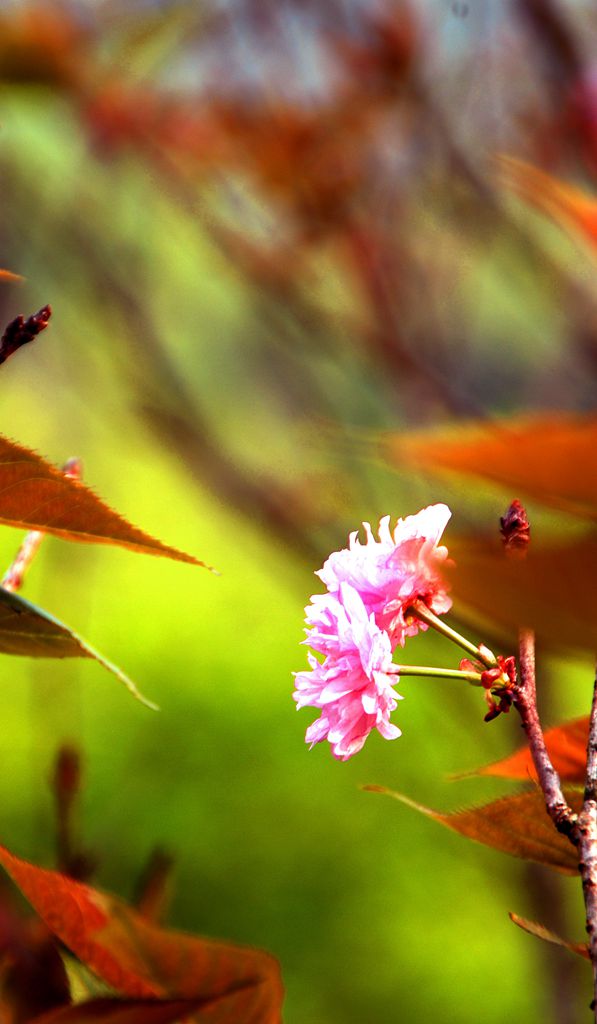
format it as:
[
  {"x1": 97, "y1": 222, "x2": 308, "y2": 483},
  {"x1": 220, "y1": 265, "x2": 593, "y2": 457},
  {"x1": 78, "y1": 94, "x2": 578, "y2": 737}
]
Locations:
[{"x1": 0, "y1": 1, "x2": 596, "y2": 1021}]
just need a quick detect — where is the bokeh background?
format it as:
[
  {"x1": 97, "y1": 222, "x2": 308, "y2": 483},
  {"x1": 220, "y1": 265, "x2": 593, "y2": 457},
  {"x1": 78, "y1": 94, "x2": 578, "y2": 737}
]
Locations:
[{"x1": 0, "y1": 0, "x2": 596, "y2": 1020}]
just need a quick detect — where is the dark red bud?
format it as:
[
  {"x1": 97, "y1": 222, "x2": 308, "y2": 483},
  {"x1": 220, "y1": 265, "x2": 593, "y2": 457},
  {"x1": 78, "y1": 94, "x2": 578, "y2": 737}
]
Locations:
[
  {"x1": 484, "y1": 703, "x2": 502, "y2": 722},
  {"x1": 480, "y1": 666, "x2": 502, "y2": 689},
  {"x1": 500, "y1": 499, "x2": 530, "y2": 558},
  {"x1": 500, "y1": 655, "x2": 518, "y2": 685},
  {"x1": 0, "y1": 305, "x2": 51, "y2": 365}
]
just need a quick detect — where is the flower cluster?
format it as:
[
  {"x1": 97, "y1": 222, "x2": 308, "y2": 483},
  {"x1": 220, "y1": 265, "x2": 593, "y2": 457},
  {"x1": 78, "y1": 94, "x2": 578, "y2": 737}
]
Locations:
[
  {"x1": 460, "y1": 654, "x2": 518, "y2": 722},
  {"x1": 294, "y1": 504, "x2": 452, "y2": 760}
]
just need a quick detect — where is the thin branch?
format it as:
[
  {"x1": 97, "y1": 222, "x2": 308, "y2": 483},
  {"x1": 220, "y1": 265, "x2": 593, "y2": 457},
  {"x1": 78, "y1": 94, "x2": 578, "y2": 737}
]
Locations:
[
  {"x1": 503, "y1": 502, "x2": 587, "y2": 1017},
  {"x1": 584, "y1": 674, "x2": 597, "y2": 803},
  {"x1": 577, "y1": 666, "x2": 597, "y2": 1017},
  {"x1": 512, "y1": 628, "x2": 577, "y2": 841}
]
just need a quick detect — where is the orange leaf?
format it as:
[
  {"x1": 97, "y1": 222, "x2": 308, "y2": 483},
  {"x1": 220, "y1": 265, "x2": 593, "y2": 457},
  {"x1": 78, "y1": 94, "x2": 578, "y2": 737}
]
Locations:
[
  {"x1": 462, "y1": 716, "x2": 589, "y2": 784},
  {"x1": 0, "y1": 846, "x2": 283, "y2": 1023},
  {"x1": 0, "y1": 268, "x2": 23, "y2": 282},
  {"x1": 379, "y1": 416, "x2": 597, "y2": 653},
  {"x1": 0, "y1": 587, "x2": 156, "y2": 707},
  {"x1": 0, "y1": 435, "x2": 210, "y2": 568},
  {"x1": 365, "y1": 786, "x2": 581, "y2": 874},
  {"x1": 497, "y1": 155, "x2": 597, "y2": 246},
  {"x1": 509, "y1": 912, "x2": 589, "y2": 961},
  {"x1": 382, "y1": 414, "x2": 597, "y2": 520}
]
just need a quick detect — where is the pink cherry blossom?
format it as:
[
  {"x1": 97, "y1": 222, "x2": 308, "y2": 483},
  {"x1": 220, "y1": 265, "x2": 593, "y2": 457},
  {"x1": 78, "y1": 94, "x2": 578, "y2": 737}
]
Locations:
[
  {"x1": 316, "y1": 503, "x2": 452, "y2": 648},
  {"x1": 293, "y1": 582, "x2": 402, "y2": 760},
  {"x1": 294, "y1": 505, "x2": 452, "y2": 759}
]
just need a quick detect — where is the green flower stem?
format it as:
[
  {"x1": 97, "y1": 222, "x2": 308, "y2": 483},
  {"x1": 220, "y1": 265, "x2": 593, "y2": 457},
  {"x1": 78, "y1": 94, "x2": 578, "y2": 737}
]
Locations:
[
  {"x1": 407, "y1": 601, "x2": 497, "y2": 669},
  {"x1": 392, "y1": 664, "x2": 483, "y2": 684}
]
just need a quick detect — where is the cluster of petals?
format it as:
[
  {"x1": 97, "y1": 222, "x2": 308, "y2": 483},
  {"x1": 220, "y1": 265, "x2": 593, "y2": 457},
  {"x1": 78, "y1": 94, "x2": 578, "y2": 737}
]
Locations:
[
  {"x1": 294, "y1": 504, "x2": 452, "y2": 760},
  {"x1": 294, "y1": 583, "x2": 401, "y2": 760},
  {"x1": 317, "y1": 504, "x2": 452, "y2": 648}
]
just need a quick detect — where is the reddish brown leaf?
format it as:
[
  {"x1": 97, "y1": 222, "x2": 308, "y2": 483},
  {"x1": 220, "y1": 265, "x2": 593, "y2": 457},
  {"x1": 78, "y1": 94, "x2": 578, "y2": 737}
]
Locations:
[
  {"x1": 32, "y1": 993, "x2": 257, "y2": 1024},
  {"x1": 509, "y1": 912, "x2": 589, "y2": 961},
  {"x1": 461, "y1": 716, "x2": 589, "y2": 784},
  {"x1": 365, "y1": 786, "x2": 582, "y2": 874},
  {"x1": 449, "y1": 533, "x2": 597, "y2": 654},
  {"x1": 0, "y1": 588, "x2": 156, "y2": 708},
  {"x1": 0, "y1": 269, "x2": 23, "y2": 282},
  {"x1": 382, "y1": 414, "x2": 597, "y2": 520},
  {"x1": 0, "y1": 435, "x2": 210, "y2": 568},
  {"x1": 0, "y1": 847, "x2": 283, "y2": 1024}
]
